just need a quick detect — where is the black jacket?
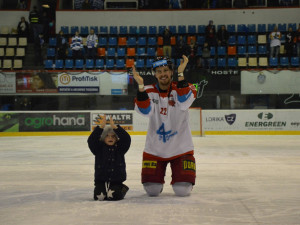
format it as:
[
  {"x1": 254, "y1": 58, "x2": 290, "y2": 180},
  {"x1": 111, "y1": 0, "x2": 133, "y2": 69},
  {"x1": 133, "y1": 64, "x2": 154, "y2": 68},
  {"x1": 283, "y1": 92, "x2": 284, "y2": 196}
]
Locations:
[{"x1": 88, "y1": 125, "x2": 131, "y2": 184}]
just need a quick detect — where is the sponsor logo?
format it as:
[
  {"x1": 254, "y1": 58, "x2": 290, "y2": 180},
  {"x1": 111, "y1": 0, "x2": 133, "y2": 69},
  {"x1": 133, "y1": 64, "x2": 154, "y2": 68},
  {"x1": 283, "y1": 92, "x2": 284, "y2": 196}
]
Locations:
[
  {"x1": 142, "y1": 161, "x2": 157, "y2": 169},
  {"x1": 60, "y1": 73, "x2": 71, "y2": 85},
  {"x1": 291, "y1": 122, "x2": 300, "y2": 127},
  {"x1": 156, "y1": 123, "x2": 177, "y2": 143},
  {"x1": 225, "y1": 114, "x2": 236, "y2": 125},
  {"x1": 206, "y1": 114, "x2": 237, "y2": 125},
  {"x1": 24, "y1": 115, "x2": 85, "y2": 128},
  {"x1": 210, "y1": 70, "x2": 240, "y2": 75},
  {"x1": 183, "y1": 160, "x2": 196, "y2": 171},
  {"x1": 193, "y1": 80, "x2": 208, "y2": 99},
  {"x1": 258, "y1": 112, "x2": 273, "y2": 120},
  {"x1": 245, "y1": 113, "x2": 286, "y2": 128}
]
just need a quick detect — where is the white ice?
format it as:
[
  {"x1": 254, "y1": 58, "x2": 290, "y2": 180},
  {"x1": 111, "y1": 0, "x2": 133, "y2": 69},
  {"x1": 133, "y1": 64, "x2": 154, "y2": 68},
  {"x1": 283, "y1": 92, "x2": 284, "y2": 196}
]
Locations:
[{"x1": 0, "y1": 135, "x2": 300, "y2": 225}]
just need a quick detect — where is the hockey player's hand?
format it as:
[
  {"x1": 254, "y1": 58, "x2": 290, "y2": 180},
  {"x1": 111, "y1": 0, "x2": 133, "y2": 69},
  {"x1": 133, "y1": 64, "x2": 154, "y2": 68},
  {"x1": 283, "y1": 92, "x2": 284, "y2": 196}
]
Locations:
[
  {"x1": 178, "y1": 55, "x2": 189, "y2": 73},
  {"x1": 109, "y1": 116, "x2": 117, "y2": 129},
  {"x1": 132, "y1": 66, "x2": 144, "y2": 85},
  {"x1": 100, "y1": 114, "x2": 106, "y2": 129}
]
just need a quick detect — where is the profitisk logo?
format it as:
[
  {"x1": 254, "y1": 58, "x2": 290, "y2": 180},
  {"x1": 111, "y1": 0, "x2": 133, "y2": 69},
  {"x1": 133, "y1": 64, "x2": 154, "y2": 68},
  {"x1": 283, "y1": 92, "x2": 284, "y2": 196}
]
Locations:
[
  {"x1": 258, "y1": 112, "x2": 273, "y2": 120},
  {"x1": 225, "y1": 114, "x2": 236, "y2": 125}
]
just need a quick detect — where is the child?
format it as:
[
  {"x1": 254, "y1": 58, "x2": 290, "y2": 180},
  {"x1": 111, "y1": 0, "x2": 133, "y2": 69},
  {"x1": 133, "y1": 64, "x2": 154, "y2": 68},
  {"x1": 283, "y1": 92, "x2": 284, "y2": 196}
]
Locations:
[{"x1": 88, "y1": 115, "x2": 131, "y2": 201}]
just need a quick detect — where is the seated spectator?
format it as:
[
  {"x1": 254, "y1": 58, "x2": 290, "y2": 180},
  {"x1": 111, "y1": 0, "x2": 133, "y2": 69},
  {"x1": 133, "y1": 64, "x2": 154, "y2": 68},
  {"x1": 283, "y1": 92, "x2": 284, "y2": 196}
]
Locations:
[
  {"x1": 17, "y1": 17, "x2": 29, "y2": 37},
  {"x1": 187, "y1": 39, "x2": 198, "y2": 70},
  {"x1": 269, "y1": 26, "x2": 281, "y2": 58},
  {"x1": 71, "y1": 31, "x2": 83, "y2": 59},
  {"x1": 201, "y1": 42, "x2": 211, "y2": 69},
  {"x1": 57, "y1": 30, "x2": 68, "y2": 60},
  {"x1": 82, "y1": 0, "x2": 92, "y2": 9},
  {"x1": 162, "y1": 28, "x2": 172, "y2": 58},
  {"x1": 217, "y1": 25, "x2": 229, "y2": 46},
  {"x1": 86, "y1": 29, "x2": 98, "y2": 59},
  {"x1": 205, "y1": 20, "x2": 217, "y2": 47}
]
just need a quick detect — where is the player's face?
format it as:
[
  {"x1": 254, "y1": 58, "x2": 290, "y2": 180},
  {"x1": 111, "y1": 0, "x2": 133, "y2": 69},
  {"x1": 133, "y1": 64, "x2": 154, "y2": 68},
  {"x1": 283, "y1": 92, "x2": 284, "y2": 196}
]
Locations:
[
  {"x1": 32, "y1": 75, "x2": 44, "y2": 90},
  {"x1": 104, "y1": 132, "x2": 117, "y2": 146},
  {"x1": 154, "y1": 66, "x2": 173, "y2": 90}
]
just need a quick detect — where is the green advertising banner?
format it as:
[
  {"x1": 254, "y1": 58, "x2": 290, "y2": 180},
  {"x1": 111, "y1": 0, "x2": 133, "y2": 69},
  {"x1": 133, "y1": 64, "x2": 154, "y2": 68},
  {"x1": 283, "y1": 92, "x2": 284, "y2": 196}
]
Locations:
[{"x1": 0, "y1": 113, "x2": 19, "y2": 132}]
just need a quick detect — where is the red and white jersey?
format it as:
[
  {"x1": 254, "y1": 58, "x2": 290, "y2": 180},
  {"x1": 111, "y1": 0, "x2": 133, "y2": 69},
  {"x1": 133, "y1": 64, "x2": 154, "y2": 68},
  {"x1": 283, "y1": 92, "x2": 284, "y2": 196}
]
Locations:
[{"x1": 135, "y1": 82, "x2": 197, "y2": 160}]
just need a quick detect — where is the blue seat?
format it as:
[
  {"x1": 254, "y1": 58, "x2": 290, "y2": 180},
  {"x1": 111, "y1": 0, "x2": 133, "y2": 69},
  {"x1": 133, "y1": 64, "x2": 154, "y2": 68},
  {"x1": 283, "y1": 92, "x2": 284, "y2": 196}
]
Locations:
[
  {"x1": 106, "y1": 59, "x2": 114, "y2": 69},
  {"x1": 65, "y1": 59, "x2": 73, "y2": 69},
  {"x1": 217, "y1": 46, "x2": 226, "y2": 56},
  {"x1": 198, "y1": 25, "x2": 206, "y2": 34},
  {"x1": 80, "y1": 26, "x2": 89, "y2": 35},
  {"x1": 75, "y1": 59, "x2": 84, "y2": 69},
  {"x1": 288, "y1": 23, "x2": 296, "y2": 31},
  {"x1": 70, "y1": 26, "x2": 79, "y2": 35},
  {"x1": 291, "y1": 57, "x2": 299, "y2": 67},
  {"x1": 129, "y1": 26, "x2": 137, "y2": 35},
  {"x1": 85, "y1": 59, "x2": 94, "y2": 69},
  {"x1": 247, "y1": 35, "x2": 256, "y2": 45},
  {"x1": 147, "y1": 47, "x2": 156, "y2": 57},
  {"x1": 217, "y1": 58, "x2": 226, "y2": 68},
  {"x1": 46, "y1": 48, "x2": 55, "y2": 58},
  {"x1": 227, "y1": 57, "x2": 237, "y2": 68},
  {"x1": 136, "y1": 59, "x2": 145, "y2": 68},
  {"x1": 178, "y1": 25, "x2": 186, "y2": 35},
  {"x1": 196, "y1": 36, "x2": 205, "y2": 45},
  {"x1": 100, "y1": 26, "x2": 108, "y2": 35},
  {"x1": 148, "y1": 37, "x2": 156, "y2": 46},
  {"x1": 139, "y1": 26, "x2": 147, "y2": 35},
  {"x1": 61, "y1": 26, "x2": 69, "y2": 34},
  {"x1": 258, "y1": 45, "x2": 267, "y2": 55},
  {"x1": 248, "y1": 24, "x2": 256, "y2": 33},
  {"x1": 248, "y1": 45, "x2": 257, "y2": 55},
  {"x1": 117, "y1": 48, "x2": 125, "y2": 58},
  {"x1": 237, "y1": 24, "x2": 247, "y2": 33},
  {"x1": 258, "y1": 24, "x2": 266, "y2": 33},
  {"x1": 48, "y1": 37, "x2": 57, "y2": 47},
  {"x1": 116, "y1": 59, "x2": 125, "y2": 69},
  {"x1": 269, "y1": 57, "x2": 278, "y2": 67},
  {"x1": 109, "y1": 26, "x2": 118, "y2": 35},
  {"x1": 137, "y1": 37, "x2": 147, "y2": 46},
  {"x1": 44, "y1": 59, "x2": 53, "y2": 69},
  {"x1": 268, "y1": 23, "x2": 276, "y2": 32},
  {"x1": 210, "y1": 46, "x2": 216, "y2": 56},
  {"x1": 168, "y1": 25, "x2": 176, "y2": 34},
  {"x1": 158, "y1": 26, "x2": 166, "y2": 34},
  {"x1": 278, "y1": 23, "x2": 287, "y2": 33},
  {"x1": 227, "y1": 24, "x2": 236, "y2": 33},
  {"x1": 137, "y1": 47, "x2": 146, "y2": 57},
  {"x1": 228, "y1": 35, "x2": 236, "y2": 45},
  {"x1": 55, "y1": 59, "x2": 64, "y2": 69},
  {"x1": 146, "y1": 58, "x2": 154, "y2": 68},
  {"x1": 237, "y1": 46, "x2": 246, "y2": 55},
  {"x1": 188, "y1": 25, "x2": 196, "y2": 34},
  {"x1": 209, "y1": 58, "x2": 216, "y2": 68},
  {"x1": 196, "y1": 47, "x2": 202, "y2": 56},
  {"x1": 119, "y1": 26, "x2": 128, "y2": 35},
  {"x1": 149, "y1": 26, "x2": 157, "y2": 35},
  {"x1": 107, "y1": 48, "x2": 115, "y2": 57},
  {"x1": 237, "y1": 35, "x2": 246, "y2": 45},
  {"x1": 108, "y1": 37, "x2": 117, "y2": 46},
  {"x1": 90, "y1": 26, "x2": 98, "y2": 34},
  {"x1": 98, "y1": 37, "x2": 107, "y2": 46},
  {"x1": 280, "y1": 57, "x2": 289, "y2": 67},
  {"x1": 95, "y1": 59, "x2": 104, "y2": 69},
  {"x1": 127, "y1": 37, "x2": 136, "y2": 46}
]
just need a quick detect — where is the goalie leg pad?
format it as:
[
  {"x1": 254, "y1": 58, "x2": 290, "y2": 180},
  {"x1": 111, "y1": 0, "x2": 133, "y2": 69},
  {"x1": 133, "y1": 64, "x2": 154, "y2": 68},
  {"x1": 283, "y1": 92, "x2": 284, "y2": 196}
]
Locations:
[
  {"x1": 172, "y1": 182, "x2": 193, "y2": 197},
  {"x1": 143, "y1": 182, "x2": 163, "y2": 197}
]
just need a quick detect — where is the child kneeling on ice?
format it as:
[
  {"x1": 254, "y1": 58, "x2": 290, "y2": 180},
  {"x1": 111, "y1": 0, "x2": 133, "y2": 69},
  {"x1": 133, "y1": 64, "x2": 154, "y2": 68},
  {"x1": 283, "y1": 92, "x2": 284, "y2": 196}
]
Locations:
[{"x1": 88, "y1": 115, "x2": 131, "y2": 201}]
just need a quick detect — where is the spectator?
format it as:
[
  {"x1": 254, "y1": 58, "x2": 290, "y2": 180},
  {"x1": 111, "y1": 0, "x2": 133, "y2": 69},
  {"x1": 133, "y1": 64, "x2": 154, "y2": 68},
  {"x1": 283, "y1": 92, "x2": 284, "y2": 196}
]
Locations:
[
  {"x1": 169, "y1": 0, "x2": 182, "y2": 8},
  {"x1": 175, "y1": 35, "x2": 188, "y2": 58},
  {"x1": 162, "y1": 28, "x2": 172, "y2": 58},
  {"x1": 205, "y1": 20, "x2": 217, "y2": 47},
  {"x1": 217, "y1": 25, "x2": 229, "y2": 46},
  {"x1": 33, "y1": 34, "x2": 44, "y2": 66},
  {"x1": 187, "y1": 39, "x2": 198, "y2": 70},
  {"x1": 17, "y1": 16, "x2": 29, "y2": 37},
  {"x1": 269, "y1": 26, "x2": 282, "y2": 58},
  {"x1": 71, "y1": 31, "x2": 83, "y2": 60},
  {"x1": 201, "y1": 42, "x2": 211, "y2": 69},
  {"x1": 296, "y1": 24, "x2": 300, "y2": 57},
  {"x1": 86, "y1": 29, "x2": 98, "y2": 59},
  {"x1": 29, "y1": 6, "x2": 42, "y2": 42},
  {"x1": 285, "y1": 27, "x2": 295, "y2": 59},
  {"x1": 56, "y1": 30, "x2": 68, "y2": 60},
  {"x1": 41, "y1": 11, "x2": 51, "y2": 43},
  {"x1": 82, "y1": 0, "x2": 92, "y2": 9},
  {"x1": 87, "y1": 115, "x2": 131, "y2": 201},
  {"x1": 17, "y1": 0, "x2": 27, "y2": 9},
  {"x1": 19, "y1": 97, "x2": 32, "y2": 110}
]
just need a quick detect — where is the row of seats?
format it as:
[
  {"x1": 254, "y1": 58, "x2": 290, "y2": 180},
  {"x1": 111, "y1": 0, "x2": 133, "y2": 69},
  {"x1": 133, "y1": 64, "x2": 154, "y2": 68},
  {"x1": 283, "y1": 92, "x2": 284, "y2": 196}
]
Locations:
[
  {"x1": 44, "y1": 56, "x2": 300, "y2": 70},
  {"x1": 0, "y1": 47, "x2": 26, "y2": 58},
  {"x1": 60, "y1": 23, "x2": 298, "y2": 36},
  {"x1": 0, "y1": 37, "x2": 27, "y2": 47},
  {"x1": 0, "y1": 59, "x2": 23, "y2": 69}
]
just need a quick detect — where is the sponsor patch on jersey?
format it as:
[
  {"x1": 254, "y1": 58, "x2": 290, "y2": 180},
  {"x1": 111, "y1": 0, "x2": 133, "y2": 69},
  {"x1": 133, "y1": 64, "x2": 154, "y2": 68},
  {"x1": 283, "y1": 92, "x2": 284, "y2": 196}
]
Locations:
[
  {"x1": 183, "y1": 160, "x2": 196, "y2": 171},
  {"x1": 142, "y1": 160, "x2": 157, "y2": 169}
]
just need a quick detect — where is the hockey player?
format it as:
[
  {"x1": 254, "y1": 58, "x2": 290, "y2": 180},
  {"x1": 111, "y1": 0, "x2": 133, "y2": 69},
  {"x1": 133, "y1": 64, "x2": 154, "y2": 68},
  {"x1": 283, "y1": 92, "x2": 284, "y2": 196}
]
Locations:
[
  {"x1": 133, "y1": 55, "x2": 197, "y2": 197},
  {"x1": 87, "y1": 115, "x2": 131, "y2": 201}
]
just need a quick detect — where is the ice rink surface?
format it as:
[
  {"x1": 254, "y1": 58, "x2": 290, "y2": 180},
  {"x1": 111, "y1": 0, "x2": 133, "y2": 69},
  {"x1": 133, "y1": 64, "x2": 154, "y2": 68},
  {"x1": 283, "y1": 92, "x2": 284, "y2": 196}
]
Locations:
[{"x1": 0, "y1": 135, "x2": 300, "y2": 225}]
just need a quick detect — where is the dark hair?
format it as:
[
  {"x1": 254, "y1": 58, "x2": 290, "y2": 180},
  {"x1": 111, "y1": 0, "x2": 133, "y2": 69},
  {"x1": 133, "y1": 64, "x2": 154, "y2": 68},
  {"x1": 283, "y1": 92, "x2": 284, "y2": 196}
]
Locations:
[
  {"x1": 152, "y1": 57, "x2": 173, "y2": 71},
  {"x1": 35, "y1": 72, "x2": 57, "y2": 89}
]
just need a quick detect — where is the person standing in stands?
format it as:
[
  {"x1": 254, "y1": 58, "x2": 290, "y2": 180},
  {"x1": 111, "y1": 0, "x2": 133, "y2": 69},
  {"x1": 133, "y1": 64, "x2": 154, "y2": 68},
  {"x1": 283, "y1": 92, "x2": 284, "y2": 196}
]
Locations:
[
  {"x1": 57, "y1": 30, "x2": 68, "y2": 60},
  {"x1": 71, "y1": 31, "x2": 83, "y2": 60},
  {"x1": 269, "y1": 26, "x2": 282, "y2": 58},
  {"x1": 17, "y1": 17, "x2": 29, "y2": 37},
  {"x1": 162, "y1": 28, "x2": 172, "y2": 58},
  {"x1": 29, "y1": 6, "x2": 42, "y2": 42},
  {"x1": 86, "y1": 29, "x2": 98, "y2": 59},
  {"x1": 285, "y1": 27, "x2": 295, "y2": 59},
  {"x1": 205, "y1": 20, "x2": 217, "y2": 47},
  {"x1": 217, "y1": 25, "x2": 229, "y2": 46}
]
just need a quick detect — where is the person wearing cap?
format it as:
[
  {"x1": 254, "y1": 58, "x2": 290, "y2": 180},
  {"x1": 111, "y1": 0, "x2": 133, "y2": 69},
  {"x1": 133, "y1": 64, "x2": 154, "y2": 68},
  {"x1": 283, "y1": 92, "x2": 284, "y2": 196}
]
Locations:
[
  {"x1": 132, "y1": 55, "x2": 197, "y2": 197},
  {"x1": 87, "y1": 115, "x2": 131, "y2": 201}
]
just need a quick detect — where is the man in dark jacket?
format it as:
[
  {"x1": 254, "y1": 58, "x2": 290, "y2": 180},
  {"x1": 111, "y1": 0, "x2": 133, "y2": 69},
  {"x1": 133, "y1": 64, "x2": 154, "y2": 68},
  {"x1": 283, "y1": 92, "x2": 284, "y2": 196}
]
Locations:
[{"x1": 88, "y1": 115, "x2": 131, "y2": 201}]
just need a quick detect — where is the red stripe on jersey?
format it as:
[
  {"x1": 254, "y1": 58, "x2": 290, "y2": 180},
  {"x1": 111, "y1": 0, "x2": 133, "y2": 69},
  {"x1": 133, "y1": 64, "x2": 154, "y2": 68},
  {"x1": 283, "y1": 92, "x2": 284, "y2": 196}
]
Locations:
[{"x1": 135, "y1": 98, "x2": 150, "y2": 109}]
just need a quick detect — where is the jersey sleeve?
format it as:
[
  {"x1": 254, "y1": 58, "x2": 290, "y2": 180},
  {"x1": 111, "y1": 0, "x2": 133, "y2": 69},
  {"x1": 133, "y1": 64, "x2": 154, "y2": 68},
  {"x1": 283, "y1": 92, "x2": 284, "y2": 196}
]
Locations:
[
  {"x1": 174, "y1": 81, "x2": 197, "y2": 111},
  {"x1": 134, "y1": 89, "x2": 154, "y2": 117}
]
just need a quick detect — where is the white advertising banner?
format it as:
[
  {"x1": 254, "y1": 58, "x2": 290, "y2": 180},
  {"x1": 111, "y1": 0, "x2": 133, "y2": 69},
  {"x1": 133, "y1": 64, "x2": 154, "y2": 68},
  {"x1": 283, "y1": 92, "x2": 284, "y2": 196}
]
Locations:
[
  {"x1": 202, "y1": 110, "x2": 300, "y2": 133},
  {"x1": 0, "y1": 72, "x2": 16, "y2": 94},
  {"x1": 99, "y1": 72, "x2": 128, "y2": 95},
  {"x1": 57, "y1": 72, "x2": 100, "y2": 93}
]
